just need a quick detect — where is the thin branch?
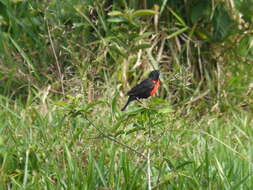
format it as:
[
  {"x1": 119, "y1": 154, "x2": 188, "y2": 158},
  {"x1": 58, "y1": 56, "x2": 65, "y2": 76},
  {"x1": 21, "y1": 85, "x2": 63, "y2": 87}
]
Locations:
[
  {"x1": 83, "y1": 114, "x2": 147, "y2": 159},
  {"x1": 185, "y1": 89, "x2": 210, "y2": 105}
]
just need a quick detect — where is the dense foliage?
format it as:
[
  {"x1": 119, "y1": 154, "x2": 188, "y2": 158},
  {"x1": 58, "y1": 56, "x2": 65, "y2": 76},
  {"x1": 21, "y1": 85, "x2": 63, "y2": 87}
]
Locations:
[{"x1": 0, "y1": 0, "x2": 253, "y2": 189}]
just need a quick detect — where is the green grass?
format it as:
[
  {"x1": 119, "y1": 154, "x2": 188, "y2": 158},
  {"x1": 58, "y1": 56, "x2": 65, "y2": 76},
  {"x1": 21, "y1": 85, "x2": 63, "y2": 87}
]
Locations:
[
  {"x1": 0, "y1": 95, "x2": 253, "y2": 189},
  {"x1": 1, "y1": 0, "x2": 253, "y2": 189}
]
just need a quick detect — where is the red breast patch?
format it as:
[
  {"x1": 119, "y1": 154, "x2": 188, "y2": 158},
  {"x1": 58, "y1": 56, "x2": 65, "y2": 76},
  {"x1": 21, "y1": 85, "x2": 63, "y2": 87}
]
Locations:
[{"x1": 150, "y1": 80, "x2": 160, "y2": 96}]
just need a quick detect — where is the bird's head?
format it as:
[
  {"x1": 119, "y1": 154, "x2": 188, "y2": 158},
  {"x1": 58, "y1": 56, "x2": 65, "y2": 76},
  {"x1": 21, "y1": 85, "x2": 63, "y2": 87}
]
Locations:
[{"x1": 148, "y1": 70, "x2": 160, "y2": 81}]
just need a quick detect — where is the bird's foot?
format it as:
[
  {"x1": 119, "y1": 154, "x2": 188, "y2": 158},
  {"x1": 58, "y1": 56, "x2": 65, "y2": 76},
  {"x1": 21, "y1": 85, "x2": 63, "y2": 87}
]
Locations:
[{"x1": 136, "y1": 98, "x2": 143, "y2": 104}]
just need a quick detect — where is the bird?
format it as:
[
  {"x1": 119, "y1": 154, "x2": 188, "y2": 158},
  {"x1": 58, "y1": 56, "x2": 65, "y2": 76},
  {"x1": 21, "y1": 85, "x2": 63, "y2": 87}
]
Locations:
[{"x1": 121, "y1": 70, "x2": 160, "y2": 111}]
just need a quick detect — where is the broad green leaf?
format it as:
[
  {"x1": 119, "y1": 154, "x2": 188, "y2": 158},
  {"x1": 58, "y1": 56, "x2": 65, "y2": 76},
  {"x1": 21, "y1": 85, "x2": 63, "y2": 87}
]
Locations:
[
  {"x1": 195, "y1": 30, "x2": 211, "y2": 41},
  {"x1": 107, "y1": 17, "x2": 127, "y2": 23},
  {"x1": 157, "y1": 107, "x2": 173, "y2": 114},
  {"x1": 132, "y1": 32, "x2": 153, "y2": 41},
  {"x1": 54, "y1": 101, "x2": 70, "y2": 107},
  {"x1": 166, "y1": 27, "x2": 189, "y2": 40},
  {"x1": 212, "y1": 4, "x2": 236, "y2": 42},
  {"x1": 168, "y1": 7, "x2": 186, "y2": 26},
  {"x1": 108, "y1": 11, "x2": 124, "y2": 17},
  {"x1": 131, "y1": 9, "x2": 158, "y2": 19}
]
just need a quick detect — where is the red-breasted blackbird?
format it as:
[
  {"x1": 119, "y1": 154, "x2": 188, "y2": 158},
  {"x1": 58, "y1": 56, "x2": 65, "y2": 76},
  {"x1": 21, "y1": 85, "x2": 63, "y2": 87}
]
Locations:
[{"x1": 121, "y1": 70, "x2": 160, "y2": 111}]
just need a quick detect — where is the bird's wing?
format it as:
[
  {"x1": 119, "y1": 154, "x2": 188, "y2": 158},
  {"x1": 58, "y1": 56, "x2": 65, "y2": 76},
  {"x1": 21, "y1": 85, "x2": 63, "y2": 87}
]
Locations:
[{"x1": 127, "y1": 79, "x2": 154, "y2": 96}]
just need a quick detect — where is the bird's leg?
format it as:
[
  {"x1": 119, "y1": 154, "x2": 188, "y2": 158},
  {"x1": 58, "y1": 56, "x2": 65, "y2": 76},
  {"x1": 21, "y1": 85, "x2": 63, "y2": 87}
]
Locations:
[
  {"x1": 136, "y1": 97, "x2": 150, "y2": 109},
  {"x1": 136, "y1": 98, "x2": 143, "y2": 104}
]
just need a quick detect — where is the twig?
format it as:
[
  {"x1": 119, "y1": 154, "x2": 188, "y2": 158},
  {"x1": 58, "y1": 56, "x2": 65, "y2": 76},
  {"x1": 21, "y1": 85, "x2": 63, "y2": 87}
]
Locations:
[
  {"x1": 185, "y1": 89, "x2": 210, "y2": 105},
  {"x1": 83, "y1": 114, "x2": 147, "y2": 159}
]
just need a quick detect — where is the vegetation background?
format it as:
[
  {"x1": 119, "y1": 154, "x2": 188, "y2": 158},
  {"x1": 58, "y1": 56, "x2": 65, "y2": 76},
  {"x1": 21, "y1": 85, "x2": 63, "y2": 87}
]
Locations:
[{"x1": 0, "y1": 0, "x2": 253, "y2": 189}]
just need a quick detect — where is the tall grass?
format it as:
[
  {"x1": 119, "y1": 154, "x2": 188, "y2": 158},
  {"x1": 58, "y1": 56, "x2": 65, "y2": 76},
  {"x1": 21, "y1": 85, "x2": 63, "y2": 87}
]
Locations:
[
  {"x1": 0, "y1": 96, "x2": 253, "y2": 189},
  {"x1": 0, "y1": 0, "x2": 253, "y2": 189}
]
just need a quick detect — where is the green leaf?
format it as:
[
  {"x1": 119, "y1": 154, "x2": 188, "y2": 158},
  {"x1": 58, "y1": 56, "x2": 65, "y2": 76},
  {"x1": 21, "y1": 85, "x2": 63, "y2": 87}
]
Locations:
[
  {"x1": 65, "y1": 145, "x2": 74, "y2": 172},
  {"x1": 108, "y1": 11, "x2": 124, "y2": 17},
  {"x1": 231, "y1": 174, "x2": 251, "y2": 190},
  {"x1": 144, "y1": 98, "x2": 173, "y2": 114},
  {"x1": 131, "y1": 44, "x2": 151, "y2": 52},
  {"x1": 236, "y1": 0, "x2": 253, "y2": 23},
  {"x1": 132, "y1": 32, "x2": 153, "y2": 41},
  {"x1": 190, "y1": 0, "x2": 211, "y2": 23},
  {"x1": 131, "y1": 9, "x2": 158, "y2": 19},
  {"x1": 157, "y1": 107, "x2": 173, "y2": 114},
  {"x1": 212, "y1": 4, "x2": 236, "y2": 42},
  {"x1": 107, "y1": 17, "x2": 127, "y2": 23},
  {"x1": 72, "y1": 22, "x2": 86, "y2": 28},
  {"x1": 69, "y1": 101, "x2": 107, "y2": 116},
  {"x1": 112, "y1": 94, "x2": 118, "y2": 113},
  {"x1": 94, "y1": 160, "x2": 107, "y2": 187},
  {"x1": 166, "y1": 27, "x2": 189, "y2": 40},
  {"x1": 54, "y1": 101, "x2": 70, "y2": 107},
  {"x1": 9, "y1": 36, "x2": 35, "y2": 73},
  {"x1": 124, "y1": 107, "x2": 146, "y2": 115},
  {"x1": 237, "y1": 36, "x2": 252, "y2": 57},
  {"x1": 82, "y1": 101, "x2": 107, "y2": 113},
  {"x1": 117, "y1": 0, "x2": 128, "y2": 8},
  {"x1": 168, "y1": 7, "x2": 186, "y2": 26},
  {"x1": 195, "y1": 30, "x2": 211, "y2": 41}
]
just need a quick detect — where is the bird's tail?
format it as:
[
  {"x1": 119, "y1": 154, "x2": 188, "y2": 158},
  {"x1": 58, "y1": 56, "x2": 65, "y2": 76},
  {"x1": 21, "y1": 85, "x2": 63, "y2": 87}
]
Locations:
[{"x1": 121, "y1": 97, "x2": 132, "y2": 111}]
